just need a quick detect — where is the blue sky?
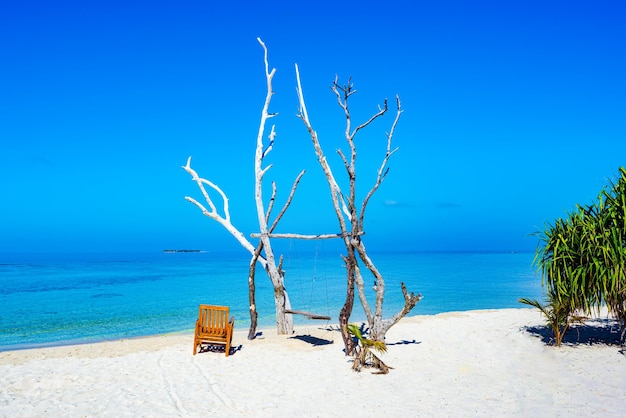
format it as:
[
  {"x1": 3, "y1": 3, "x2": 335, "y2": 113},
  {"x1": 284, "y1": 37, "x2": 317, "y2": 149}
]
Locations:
[{"x1": 1, "y1": 0, "x2": 625, "y2": 254}]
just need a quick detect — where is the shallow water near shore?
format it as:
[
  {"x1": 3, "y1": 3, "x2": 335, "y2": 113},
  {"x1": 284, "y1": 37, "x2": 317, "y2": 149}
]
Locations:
[{"x1": 0, "y1": 250, "x2": 543, "y2": 350}]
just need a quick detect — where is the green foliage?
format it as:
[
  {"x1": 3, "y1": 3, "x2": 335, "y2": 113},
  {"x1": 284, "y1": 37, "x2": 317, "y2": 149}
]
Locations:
[
  {"x1": 346, "y1": 324, "x2": 391, "y2": 374},
  {"x1": 528, "y1": 167, "x2": 626, "y2": 343},
  {"x1": 519, "y1": 295, "x2": 585, "y2": 346}
]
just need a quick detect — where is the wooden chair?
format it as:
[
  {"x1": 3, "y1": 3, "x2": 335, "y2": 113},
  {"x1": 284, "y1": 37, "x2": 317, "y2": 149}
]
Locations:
[{"x1": 193, "y1": 305, "x2": 235, "y2": 357}]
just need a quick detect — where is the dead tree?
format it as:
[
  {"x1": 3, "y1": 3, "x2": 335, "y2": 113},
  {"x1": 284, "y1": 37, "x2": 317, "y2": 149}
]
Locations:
[
  {"x1": 183, "y1": 38, "x2": 304, "y2": 337},
  {"x1": 295, "y1": 68, "x2": 423, "y2": 352}
]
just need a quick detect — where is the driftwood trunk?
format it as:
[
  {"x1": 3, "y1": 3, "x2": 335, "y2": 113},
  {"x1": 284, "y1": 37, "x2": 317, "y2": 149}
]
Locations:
[
  {"x1": 295, "y1": 70, "x2": 422, "y2": 350},
  {"x1": 339, "y1": 253, "x2": 357, "y2": 354},
  {"x1": 184, "y1": 39, "x2": 305, "y2": 338}
]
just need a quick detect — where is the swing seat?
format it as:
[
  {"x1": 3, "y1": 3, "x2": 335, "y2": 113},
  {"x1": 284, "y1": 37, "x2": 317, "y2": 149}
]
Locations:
[
  {"x1": 193, "y1": 305, "x2": 234, "y2": 356},
  {"x1": 285, "y1": 309, "x2": 331, "y2": 321}
]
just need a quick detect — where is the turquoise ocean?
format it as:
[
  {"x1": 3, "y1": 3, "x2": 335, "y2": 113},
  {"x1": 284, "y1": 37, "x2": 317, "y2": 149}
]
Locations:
[{"x1": 0, "y1": 251, "x2": 544, "y2": 351}]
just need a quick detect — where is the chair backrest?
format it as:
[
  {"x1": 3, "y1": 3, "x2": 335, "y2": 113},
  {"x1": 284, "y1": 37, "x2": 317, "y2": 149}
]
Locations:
[{"x1": 197, "y1": 305, "x2": 229, "y2": 334}]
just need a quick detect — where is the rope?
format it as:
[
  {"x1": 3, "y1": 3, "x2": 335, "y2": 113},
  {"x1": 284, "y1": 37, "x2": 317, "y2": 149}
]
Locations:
[{"x1": 284, "y1": 239, "x2": 331, "y2": 323}]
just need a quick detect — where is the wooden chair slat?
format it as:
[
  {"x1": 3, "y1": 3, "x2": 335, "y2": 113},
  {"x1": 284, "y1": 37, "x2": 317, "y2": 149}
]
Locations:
[{"x1": 193, "y1": 304, "x2": 234, "y2": 357}]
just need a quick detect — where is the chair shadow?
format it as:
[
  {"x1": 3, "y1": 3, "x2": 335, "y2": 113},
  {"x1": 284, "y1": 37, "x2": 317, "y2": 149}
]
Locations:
[
  {"x1": 198, "y1": 343, "x2": 243, "y2": 356},
  {"x1": 523, "y1": 317, "x2": 624, "y2": 348}
]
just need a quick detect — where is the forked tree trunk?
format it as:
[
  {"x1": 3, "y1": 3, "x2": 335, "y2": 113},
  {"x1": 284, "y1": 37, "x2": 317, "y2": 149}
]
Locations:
[
  {"x1": 184, "y1": 39, "x2": 302, "y2": 337},
  {"x1": 261, "y1": 246, "x2": 293, "y2": 334},
  {"x1": 295, "y1": 69, "x2": 422, "y2": 350}
]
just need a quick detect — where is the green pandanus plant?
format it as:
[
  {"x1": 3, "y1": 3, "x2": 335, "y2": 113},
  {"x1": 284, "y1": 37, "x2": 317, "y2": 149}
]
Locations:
[
  {"x1": 526, "y1": 167, "x2": 626, "y2": 345},
  {"x1": 520, "y1": 293, "x2": 586, "y2": 346},
  {"x1": 346, "y1": 323, "x2": 392, "y2": 374},
  {"x1": 525, "y1": 209, "x2": 589, "y2": 346},
  {"x1": 600, "y1": 167, "x2": 626, "y2": 341}
]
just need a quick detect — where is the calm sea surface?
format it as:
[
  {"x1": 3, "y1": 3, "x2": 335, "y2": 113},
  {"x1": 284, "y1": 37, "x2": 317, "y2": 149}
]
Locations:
[{"x1": 0, "y1": 251, "x2": 543, "y2": 350}]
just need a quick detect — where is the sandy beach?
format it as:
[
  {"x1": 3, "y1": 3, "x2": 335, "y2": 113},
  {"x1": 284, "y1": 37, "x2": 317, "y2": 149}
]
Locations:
[{"x1": 1, "y1": 308, "x2": 624, "y2": 417}]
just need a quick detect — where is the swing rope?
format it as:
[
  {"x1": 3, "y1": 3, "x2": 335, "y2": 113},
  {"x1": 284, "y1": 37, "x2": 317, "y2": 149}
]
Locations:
[{"x1": 284, "y1": 240, "x2": 331, "y2": 321}]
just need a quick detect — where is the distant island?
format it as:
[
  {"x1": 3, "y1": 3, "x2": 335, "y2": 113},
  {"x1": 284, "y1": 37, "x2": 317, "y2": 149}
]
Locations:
[{"x1": 162, "y1": 249, "x2": 204, "y2": 253}]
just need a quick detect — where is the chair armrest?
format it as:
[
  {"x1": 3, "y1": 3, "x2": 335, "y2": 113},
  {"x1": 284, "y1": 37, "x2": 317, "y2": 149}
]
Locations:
[{"x1": 227, "y1": 316, "x2": 235, "y2": 334}]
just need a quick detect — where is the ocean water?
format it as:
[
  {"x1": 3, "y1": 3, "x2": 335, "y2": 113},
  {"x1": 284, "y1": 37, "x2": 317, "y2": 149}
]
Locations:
[{"x1": 0, "y1": 251, "x2": 543, "y2": 350}]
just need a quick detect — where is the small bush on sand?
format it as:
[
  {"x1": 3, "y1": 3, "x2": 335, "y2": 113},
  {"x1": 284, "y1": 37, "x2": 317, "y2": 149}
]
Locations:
[{"x1": 347, "y1": 324, "x2": 392, "y2": 374}]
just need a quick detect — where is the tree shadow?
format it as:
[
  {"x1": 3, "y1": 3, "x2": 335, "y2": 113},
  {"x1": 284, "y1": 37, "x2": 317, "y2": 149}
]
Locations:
[
  {"x1": 289, "y1": 334, "x2": 334, "y2": 346},
  {"x1": 523, "y1": 317, "x2": 624, "y2": 348},
  {"x1": 340, "y1": 322, "x2": 421, "y2": 347},
  {"x1": 387, "y1": 339, "x2": 422, "y2": 346}
]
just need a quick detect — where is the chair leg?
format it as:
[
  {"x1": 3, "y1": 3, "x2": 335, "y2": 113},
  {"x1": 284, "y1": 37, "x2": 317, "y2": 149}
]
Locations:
[{"x1": 224, "y1": 321, "x2": 234, "y2": 357}]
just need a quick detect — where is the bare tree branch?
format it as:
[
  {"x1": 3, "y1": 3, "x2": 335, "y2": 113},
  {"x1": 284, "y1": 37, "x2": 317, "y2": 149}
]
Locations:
[
  {"x1": 253, "y1": 38, "x2": 294, "y2": 334},
  {"x1": 183, "y1": 156, "x2": 229, "y2": 221},
  {"x1": 262, "y1": 125, "x2": 276, "y2": 158},
  {"x1": 359, "y1": 95, "x2": 402, "y2": 226},
  {"x1": 331, "y1": 79, "x2": 388, "y2": 141},
  {"x1": 295, "y1": 64, "x2": 351, "y2": 234},
  {"x1": 268, "y1": 170, "x2": 305, "y2": 232},
  {"x1": 251, "y1": 231, "x2": 363, "y2": 239},
  {"x1": 266, "y1": 182, "x2": 277, "y2": 225},
  {"x1": 185, "y1": 39, "x2": 304, "y2": 337},
  {"x1": 351, "y1": 98, "x2": 388, "y2": 140},
  {"x1": 332, "y1": 78, "x2": 353, "y2": 144},
  {"x1": 183, "y1": 157, "x2": 264, "y2": 266},
  {"x1": 297, "y1": 68, "x2": 421, "y2": 348},
  {"x1": 379, "y1": 282, "x2": 423, "y2": 331},
  {"x1": 336, "y1": 148, "x2": 350, "y2": 171}
]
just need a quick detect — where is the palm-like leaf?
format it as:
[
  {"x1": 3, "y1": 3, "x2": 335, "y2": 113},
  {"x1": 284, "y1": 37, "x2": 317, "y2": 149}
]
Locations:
[
  {"x1": 346, "y1": 323, "x2": 391, "y2": 373},
  {"x1": 529, "y1": 168, "x2": 626, "y2": 345},
  {"x1": 346, "y1": 323, "x2": 364, "y2": 342}
]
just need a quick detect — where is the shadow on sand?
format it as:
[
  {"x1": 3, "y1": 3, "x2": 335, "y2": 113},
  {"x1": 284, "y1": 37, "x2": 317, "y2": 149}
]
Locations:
[
  {"x1": 289, "y1": 334, "x2": 334, "y2": 346},
  {"x1": 198, "y1": 343, "x2": 243, "y2": 356},
  {"x1": 524, "y1": 317, "x2": 624, "y2": 351},
  {"x1": 346, "y1": 322, "x2": 422, "y2": 347},
  {"x1": 387, "y1": 339, "x2": 421, "y2": 346}
]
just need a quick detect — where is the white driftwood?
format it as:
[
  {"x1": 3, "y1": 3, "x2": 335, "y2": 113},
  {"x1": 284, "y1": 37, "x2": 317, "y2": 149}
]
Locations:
[
  {"x1": 250, "y1": 232, "x2": 363, "y2": 239},
  {"x1": 295, "y1": 67, "x2": 422, "y2": 346},
  {"x1": 183, "y1": 157, "x2": 262, "y2": 264},
  {"x1": 183, "y1": 39, "x2": 309, "y2": 336},
  {"x1": 253, "y1": 37, "x2": 293, "y2": 334}
]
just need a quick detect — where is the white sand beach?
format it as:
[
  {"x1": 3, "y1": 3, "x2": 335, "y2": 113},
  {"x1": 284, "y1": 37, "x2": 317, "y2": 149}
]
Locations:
[{"x1": 1, "y1": 308, "x2": 624, "y2": 417}]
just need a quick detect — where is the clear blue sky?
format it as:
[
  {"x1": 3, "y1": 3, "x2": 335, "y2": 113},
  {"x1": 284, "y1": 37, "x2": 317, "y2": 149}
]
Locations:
[{"x1": 1, "y1": 0, "x2": 625, "y2": 254}]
